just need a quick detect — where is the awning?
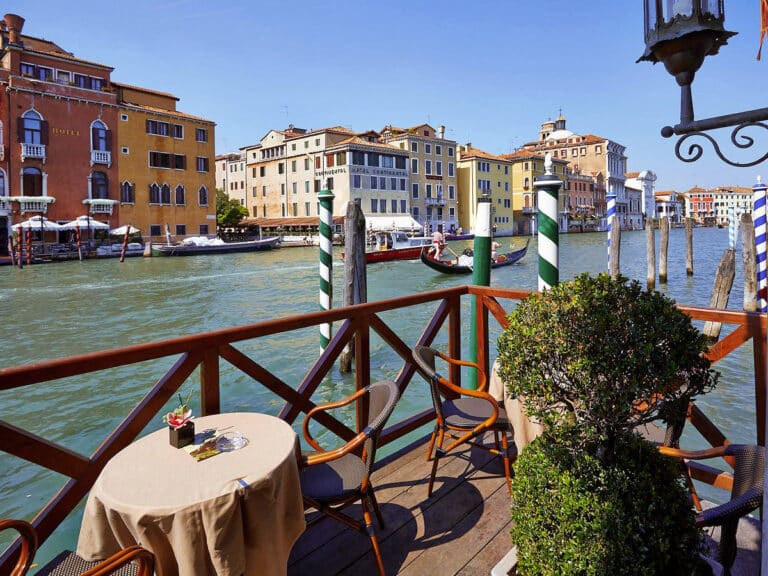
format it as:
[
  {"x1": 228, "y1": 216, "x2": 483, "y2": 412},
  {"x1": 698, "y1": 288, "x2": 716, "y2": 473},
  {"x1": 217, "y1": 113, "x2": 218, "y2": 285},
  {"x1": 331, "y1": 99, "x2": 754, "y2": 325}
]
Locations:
[{"x1": 365, "y1": 216, "x2": 423, "y2": 232}]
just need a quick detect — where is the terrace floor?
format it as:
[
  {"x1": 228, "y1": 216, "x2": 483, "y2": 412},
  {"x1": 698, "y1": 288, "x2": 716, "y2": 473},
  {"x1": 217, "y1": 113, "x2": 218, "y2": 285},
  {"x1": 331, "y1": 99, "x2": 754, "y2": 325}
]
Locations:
[{"x1": 288, "y1": 434, "x2": 762, "y2": 576}]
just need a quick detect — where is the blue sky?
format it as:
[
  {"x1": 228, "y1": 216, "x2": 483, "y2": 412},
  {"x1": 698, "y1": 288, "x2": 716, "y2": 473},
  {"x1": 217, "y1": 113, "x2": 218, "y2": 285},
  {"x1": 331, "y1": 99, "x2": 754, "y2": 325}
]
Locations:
[{"x1": 8, "y1": 1, "x2": 768, "y2": 191}]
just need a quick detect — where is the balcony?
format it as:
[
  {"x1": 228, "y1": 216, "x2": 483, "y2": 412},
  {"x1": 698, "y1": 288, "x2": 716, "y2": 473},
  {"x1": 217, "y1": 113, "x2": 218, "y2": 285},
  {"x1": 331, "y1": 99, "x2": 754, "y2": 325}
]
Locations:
[
  {"x1": 10, "y1": 195, "x2": 55, "y2": 213},
  {"x1": 90, "y1": 150, "x2": 111, "y2": 167},
  {"x1": 0, "y1": 196, "x2": 9, "y2": 212},
  {"x1": 521, "y1": 206, "x2": 536, "y2": 214},
  {"x1": 425, "y1": 196, "x2": 445, "y2": 206},
  {"x1": 21, "y1": 143, "x2": 45, "y2": 162},
  {"x1": 83, "y1": 198, "x2": 119, "y2": 215}
]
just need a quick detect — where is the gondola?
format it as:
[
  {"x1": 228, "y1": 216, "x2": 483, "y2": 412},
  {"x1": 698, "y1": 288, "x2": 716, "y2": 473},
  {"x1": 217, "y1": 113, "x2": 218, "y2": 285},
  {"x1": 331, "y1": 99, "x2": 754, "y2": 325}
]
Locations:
[{"x1": 420, "y1": 239, "x2": 529, "y2": 275}]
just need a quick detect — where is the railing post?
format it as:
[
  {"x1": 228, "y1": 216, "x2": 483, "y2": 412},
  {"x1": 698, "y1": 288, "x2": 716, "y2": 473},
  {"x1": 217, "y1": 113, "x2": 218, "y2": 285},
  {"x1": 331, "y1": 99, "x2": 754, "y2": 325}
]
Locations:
[{"x1": 200, "y1": 347, "x2": 220, "y2": 416}]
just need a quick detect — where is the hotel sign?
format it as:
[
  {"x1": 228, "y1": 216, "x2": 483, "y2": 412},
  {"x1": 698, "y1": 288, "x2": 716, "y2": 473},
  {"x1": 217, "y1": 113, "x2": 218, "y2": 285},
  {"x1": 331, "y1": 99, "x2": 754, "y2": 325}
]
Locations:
[{"x1": 52, "y1": 128, "x2": 81, "y2": 137}]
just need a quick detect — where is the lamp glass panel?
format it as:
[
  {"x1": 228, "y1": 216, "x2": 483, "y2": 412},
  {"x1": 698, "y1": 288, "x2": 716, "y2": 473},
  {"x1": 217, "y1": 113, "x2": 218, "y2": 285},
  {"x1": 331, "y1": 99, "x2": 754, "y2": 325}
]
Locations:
[{"x1": 664, "y1": 0, "x2": 693, "y2": 19}]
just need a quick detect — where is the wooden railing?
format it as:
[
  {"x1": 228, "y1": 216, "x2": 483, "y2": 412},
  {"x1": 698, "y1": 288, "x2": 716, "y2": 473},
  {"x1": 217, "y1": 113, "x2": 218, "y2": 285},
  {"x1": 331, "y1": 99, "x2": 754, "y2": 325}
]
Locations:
[{"x1": 0, "y1": 285, "x2": 765, "y2": 574}]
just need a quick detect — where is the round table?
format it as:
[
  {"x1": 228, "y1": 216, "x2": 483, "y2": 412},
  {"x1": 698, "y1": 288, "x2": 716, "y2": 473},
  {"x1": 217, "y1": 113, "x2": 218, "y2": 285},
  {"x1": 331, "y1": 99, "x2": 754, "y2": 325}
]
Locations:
[{"x1": 77, "y1": 412, "x2": 305, "y2": 576}]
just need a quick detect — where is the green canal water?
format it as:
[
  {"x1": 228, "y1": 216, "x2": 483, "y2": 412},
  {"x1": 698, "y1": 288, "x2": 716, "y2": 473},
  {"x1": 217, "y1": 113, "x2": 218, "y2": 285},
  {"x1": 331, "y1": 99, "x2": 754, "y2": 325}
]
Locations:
[{"x1": 0, "y1": 227, "x2": 760, "y2": 569}]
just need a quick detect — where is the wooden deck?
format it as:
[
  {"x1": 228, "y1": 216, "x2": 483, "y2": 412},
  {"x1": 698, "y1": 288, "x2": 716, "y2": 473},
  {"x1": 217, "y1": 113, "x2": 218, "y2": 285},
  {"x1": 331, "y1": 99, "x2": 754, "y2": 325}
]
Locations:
[
  {"x1": 288, "y1": 433, "x2": 762, "y2": 576},
  {"x1": 289, "y1": 433, "x2": 515, "y2": 576}
]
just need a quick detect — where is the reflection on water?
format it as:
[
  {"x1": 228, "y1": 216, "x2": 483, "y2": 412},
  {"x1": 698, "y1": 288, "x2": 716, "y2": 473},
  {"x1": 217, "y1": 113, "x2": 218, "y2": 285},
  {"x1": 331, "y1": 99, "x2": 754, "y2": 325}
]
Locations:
[{"x1": 0, "y1": 227, "x2": 758, "y2": 567}]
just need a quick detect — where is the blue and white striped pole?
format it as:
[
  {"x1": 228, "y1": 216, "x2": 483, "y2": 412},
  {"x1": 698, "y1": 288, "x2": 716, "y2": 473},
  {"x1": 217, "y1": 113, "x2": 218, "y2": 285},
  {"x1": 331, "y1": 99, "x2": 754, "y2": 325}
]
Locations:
[
  {"x1": 753, "y1": 177, "x2": 767, "y2": 312},
  {"x1": 728, "y1": 205, "x2": 737, "y2": 250},
  {"x1": 606, "y1": 193, "x2": 617, "y2": 272},
  {"x1": 535, "y1": 154, "x2": 562, "y2": 291},
  {"x1": 318, "y1": 187, "x2": 335, "y2": 349}
]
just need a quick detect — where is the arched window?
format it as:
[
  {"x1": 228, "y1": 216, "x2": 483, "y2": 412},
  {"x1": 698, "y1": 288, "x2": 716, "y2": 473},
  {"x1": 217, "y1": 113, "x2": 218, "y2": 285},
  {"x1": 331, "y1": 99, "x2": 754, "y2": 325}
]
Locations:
[
  {"x1": 120, "y1": 181, "x2": 135, "y2": 203},
  {"x1": 198, "y1": 186, "x2": 208, "y2": 206},
  {"x1": 91, "y1": 171, "x2": 108, "y2": 199},
  {"x1": 149, "y1": 183, "x2": 160, "y2": 204},
  {"x1": 20, "y1": 110, "x2": 44, "y2": 144},
  {"x1": 23, "y1": 167, "x2": 43, "y2": 196},
  {"x1": 175, "y1": 184, "x2": 185, "y2": 205},
  {"x1": 91, "y1": 120, "x2": 109, "y2": 151},
  {"x1": 161, "y1": 183, "x2": 171, "y2": 205}
]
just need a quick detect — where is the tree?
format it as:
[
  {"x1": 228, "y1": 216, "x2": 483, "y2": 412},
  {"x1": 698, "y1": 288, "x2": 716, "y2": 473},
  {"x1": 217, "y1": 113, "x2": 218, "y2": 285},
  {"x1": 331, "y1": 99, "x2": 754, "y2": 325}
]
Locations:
[{"x1": 216, "y1": 189, "x2": 248, "y2": 228}]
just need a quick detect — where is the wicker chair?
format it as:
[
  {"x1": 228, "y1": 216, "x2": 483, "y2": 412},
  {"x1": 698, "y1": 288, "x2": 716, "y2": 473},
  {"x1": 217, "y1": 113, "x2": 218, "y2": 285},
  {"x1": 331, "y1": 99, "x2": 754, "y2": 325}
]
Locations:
[
  {"x1": 299, "y1": 380, "x2": 400, "y2": 576},
  {"x1": 659, "y1": 444, "x2": 765, "y2": 575},
  {"x1": 412, "y1": 345, "x2": 514, "y2": 497},
  {"x1": 0, "y1": 519, "x2": 154, "y2": 576}
]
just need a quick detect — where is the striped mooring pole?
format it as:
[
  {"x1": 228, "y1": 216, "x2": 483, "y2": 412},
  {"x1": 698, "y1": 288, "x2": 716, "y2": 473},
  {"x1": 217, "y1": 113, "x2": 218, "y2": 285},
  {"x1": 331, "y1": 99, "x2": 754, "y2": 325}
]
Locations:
[
  {"x1": 535, "y1": 154, "x2": 562, "y2": 291},
  {"x1": 753, "y1": 176, "x2": 767, "y2": 312},
  {"x1": 467, "y1": 193, "x2": 493, "y2": 389},
  {"x1": 318, "y1": 187, "x2": 335, "y2": 350},
  {"x1": 606, "y1": 193, "x2": 617, "y2": 272},
  {"x1": 728, "y1": 204, "x2": 737, "y2": 250}
]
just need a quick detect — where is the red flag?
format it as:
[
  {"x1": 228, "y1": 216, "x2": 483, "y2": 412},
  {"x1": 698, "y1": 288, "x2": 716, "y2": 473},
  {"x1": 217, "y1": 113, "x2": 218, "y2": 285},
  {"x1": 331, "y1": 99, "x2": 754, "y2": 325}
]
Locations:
[{"x1": 758, "y1": 0, "x2": 768, "y2": 60}]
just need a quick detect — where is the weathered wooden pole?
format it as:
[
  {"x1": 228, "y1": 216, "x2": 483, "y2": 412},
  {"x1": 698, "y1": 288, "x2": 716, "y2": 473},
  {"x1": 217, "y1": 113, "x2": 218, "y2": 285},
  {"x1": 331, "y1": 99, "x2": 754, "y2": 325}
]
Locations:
[
  {"x1": 318, "y1": 186, "x2": 335, "y2": 350},
  {"x1": 646, "y1": 219, "x2": 655, "y2": 290},
  {"x1": 685, "y1": 217, "x2": 694, "y2": 276},
  {"x1": 340, "y1": 201, "x2": 367, "y2": 373},
  {"x1": 742, "y1": 212, "x2": 757, "y2": 312},
  {"x1": 609, "y1": 222, "x2": 621, "y2": 279},
  {"x1": 659, "y1": 217, "x2": 670, "y2": 284},
  {"x1": 703, "y1": 249, "x2": 736, "y2": 341}
]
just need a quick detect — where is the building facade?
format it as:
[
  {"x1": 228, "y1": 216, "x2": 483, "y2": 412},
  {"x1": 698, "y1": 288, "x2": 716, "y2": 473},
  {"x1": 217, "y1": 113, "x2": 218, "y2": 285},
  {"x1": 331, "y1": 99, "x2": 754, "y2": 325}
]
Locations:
[
  {"x1": 380, "y1": 124, "x2": 458, "y2": 235},
  {"x1": 710, "y1": 185, "x2": 753, "y2": 225},
  {"x1": 456, "y1": 146, "x2": 516, "y2": 235},
  {"x1": 0, "y1": 12, "x2": 215, "y2": 252},
  {"x1": 683, "y1": 186, "x2": 715, "y2": 224},
  {"x1": 215, "y1": 152, "x2": 246, "y2": 207},
  {"x1": 653, "y1": 190, "x2": 684, "y2": 223}
]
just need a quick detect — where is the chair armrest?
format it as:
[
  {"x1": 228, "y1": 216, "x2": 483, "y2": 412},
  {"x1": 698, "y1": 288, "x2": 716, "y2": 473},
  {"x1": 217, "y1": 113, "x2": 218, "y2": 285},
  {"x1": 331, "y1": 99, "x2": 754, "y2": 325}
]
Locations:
[
  {"x1": 300, "y1": 431, "x2": 368, "y2": 467},
  {"x1": 81, "y1": 545, "x2": 154, "y2": 576},
  {"x1": 434, "y1": 350, "x2": 487, "y2": 391},
  {"x1": 696, "y1": 487, "x2": 763, "y2": 528},
  {"x1": 0, "y1": 519, "x2": 37, "y2": 575},
  {"x1": 302, "y1": 387, "x2": 367, "y2": 452},
  {"x1": 658, "y1": 445, "x2": 728, "y2": 461}
]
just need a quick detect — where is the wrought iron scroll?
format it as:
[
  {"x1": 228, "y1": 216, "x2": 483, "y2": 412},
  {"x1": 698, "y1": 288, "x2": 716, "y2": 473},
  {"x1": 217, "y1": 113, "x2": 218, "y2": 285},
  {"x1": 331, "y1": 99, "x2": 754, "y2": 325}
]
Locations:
[{"x1": 672, "y1": 121, "x2": 768, "y2": 168}]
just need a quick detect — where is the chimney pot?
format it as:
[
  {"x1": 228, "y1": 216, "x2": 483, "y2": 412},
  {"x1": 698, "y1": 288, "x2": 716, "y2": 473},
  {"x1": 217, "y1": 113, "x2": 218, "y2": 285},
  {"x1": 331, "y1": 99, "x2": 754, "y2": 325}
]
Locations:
[{"x1": 4, "y1": 13, "x2": 24, "y2": 45}]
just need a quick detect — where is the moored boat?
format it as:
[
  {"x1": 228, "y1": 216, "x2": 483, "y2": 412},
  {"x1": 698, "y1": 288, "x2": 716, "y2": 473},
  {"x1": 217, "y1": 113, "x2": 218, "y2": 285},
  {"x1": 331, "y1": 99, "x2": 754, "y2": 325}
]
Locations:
[
  {"x1": 342, "y1": 231, "x2": 432, "y2": 264},
  {"x1": 420, "y1": 239, "x2": 529, "y2": 275},
  {"x1": 151, "y1": 236, "x2": 280, "y2": 256}
]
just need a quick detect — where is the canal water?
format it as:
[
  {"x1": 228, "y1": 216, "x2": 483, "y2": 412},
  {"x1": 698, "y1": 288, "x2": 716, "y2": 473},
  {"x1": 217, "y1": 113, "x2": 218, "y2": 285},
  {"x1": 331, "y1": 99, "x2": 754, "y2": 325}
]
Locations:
[{"x1": 0, "y1": 226, "x2": 759, "y2": 568}]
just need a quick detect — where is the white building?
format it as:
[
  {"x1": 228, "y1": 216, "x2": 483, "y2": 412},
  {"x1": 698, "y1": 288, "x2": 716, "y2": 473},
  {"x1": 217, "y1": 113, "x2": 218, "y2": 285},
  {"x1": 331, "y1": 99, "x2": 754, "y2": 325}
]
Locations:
[{"x1": 215, "y1": 152, "x2": 246, "y2": 206}]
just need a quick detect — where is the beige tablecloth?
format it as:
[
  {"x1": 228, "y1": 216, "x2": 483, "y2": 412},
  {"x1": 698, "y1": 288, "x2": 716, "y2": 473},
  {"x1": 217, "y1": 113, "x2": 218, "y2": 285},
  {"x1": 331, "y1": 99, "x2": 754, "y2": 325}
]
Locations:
[
  {"x1": 489, "y1": 359, "x2": 544, "y2": 450},
  {"x1": 78, "y1": 412, "x2": 305, "y2": 576}
]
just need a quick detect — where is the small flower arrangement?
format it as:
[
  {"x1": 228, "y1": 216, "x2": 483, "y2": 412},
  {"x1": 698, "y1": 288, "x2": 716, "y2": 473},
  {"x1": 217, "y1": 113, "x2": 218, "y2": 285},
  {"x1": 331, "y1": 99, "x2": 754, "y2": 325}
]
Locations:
[{"x1": 163, "y1": 388, "x2": 194, "y2": 429}]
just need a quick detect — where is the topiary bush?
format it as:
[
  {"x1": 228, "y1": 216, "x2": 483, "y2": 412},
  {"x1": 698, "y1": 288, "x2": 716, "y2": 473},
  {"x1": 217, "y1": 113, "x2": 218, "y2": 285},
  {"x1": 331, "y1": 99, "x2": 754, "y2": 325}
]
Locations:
[
  {"x1": 497, "y1": 273, "x2": 718, "y2": 463},
  {"x1": 511, "y1": 426, "x2": 710, "y2": 576}
]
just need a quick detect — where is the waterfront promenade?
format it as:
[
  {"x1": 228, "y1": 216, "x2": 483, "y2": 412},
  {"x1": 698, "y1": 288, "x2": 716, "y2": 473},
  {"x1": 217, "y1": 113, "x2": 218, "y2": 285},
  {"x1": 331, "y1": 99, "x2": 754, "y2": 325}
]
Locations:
[{"x1": 0, "y1": 226, "x2": 760, "y2": 571}]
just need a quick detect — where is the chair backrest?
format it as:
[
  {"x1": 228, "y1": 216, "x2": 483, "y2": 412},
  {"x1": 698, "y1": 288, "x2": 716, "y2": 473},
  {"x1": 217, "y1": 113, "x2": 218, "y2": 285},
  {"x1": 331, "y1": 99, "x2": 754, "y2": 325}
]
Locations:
[
  {"x1": 727, "y1": 444, "x2": 765, "y2": 505},
  {"x1": 362, "y1": 380, "x2": 401, "y2": 479},
  {"x1": 412, "y1": 345, "x2": 446, "y2": 422}
]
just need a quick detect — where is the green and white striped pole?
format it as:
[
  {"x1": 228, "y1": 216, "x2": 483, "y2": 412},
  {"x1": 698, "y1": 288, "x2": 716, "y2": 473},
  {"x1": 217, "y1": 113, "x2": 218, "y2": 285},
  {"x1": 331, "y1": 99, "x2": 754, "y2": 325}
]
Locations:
[
  {"x1": 318, "y1": 187, "x2": 335, "y2": 350},
  {"x1": 535, "y1": 153, "x2": 562, "y2": 291},
  {"x1": 468, "y1": 193, "x2": 492, "y2": 389}
]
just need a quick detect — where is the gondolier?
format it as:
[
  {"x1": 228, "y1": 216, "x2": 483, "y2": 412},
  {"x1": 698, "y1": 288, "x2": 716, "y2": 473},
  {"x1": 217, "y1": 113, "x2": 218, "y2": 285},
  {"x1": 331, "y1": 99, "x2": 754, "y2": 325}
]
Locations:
[
  {"x1": 431, "y1": 225, "x2": 445, "y2": 259},
  {"x1": 420, "y1": 239, "x2": 529, "y2": 275}
]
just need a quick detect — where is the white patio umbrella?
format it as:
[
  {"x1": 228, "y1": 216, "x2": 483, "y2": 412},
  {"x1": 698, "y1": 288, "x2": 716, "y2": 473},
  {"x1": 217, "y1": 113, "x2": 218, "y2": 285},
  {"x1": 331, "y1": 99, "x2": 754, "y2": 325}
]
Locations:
[
  {"x1": 109, "y1": 225, "x2": 141, "y2": 236},
  {"x1": 60, "y1": 215, "x2": 110, "y2": 231},
  {"x1": 11, "y1": 216, "x2": 63, "y2": 231}
]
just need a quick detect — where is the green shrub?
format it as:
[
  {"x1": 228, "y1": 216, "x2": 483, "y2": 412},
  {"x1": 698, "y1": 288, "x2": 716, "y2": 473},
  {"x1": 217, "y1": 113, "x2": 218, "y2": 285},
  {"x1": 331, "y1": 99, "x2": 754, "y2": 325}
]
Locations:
[
  {"x1": 497, "y1": 273, "x2": 717, "y2": 463},
  {"x1": 511, "y1": 427, "x2": 709, "y2": 576}
]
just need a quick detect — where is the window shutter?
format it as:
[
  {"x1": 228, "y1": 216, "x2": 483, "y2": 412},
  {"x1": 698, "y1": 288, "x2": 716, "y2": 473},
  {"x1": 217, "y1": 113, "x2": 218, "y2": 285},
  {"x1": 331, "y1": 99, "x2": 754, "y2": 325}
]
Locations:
[
  {"x1": 91, "y1": 127, "x2": 98, "y2": 147},
  {"x1": 16, "y1": 117, "x2": 23, "y2": 142},
  {"x1": 145, "y1": 119, "x2": 150, "y2": 133},
  {"x1": 40, "y1": 120, "x2": 49, "y2": 145},
  {"x1": 105, "y1": 130, "x2": 112, "y2": 151}
]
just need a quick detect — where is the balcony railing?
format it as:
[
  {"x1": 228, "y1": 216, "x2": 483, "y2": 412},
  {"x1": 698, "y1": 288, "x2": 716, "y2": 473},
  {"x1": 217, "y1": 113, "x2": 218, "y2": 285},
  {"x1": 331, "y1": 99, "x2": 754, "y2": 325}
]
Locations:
[
  {"x1": 425, "y1": 196, "x2": 445, "y2": 206},
  {"x1": 0, "y1": 197, "x2": 9, "y2": 211},
  {"x1": 20, "y1": 143, "x2": 45, "y2": 162},
  {"x1": 83, "y1": 198, "x2": 119, "y2": 215},
  {"x1": 90, "y1": 150, "x2": 111, "y2": 167},
  {"x1": 0, "y1": 287, "x2": 764, "y2": 573}
]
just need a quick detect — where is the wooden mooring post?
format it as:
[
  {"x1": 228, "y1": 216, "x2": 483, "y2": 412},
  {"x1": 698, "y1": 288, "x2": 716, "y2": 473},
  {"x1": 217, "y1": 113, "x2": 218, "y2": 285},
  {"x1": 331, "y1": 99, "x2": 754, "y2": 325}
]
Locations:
[
  {"x1": 659, "y1": 218, "x2": 670, "y2": 284},
  {"x1": 340, "y1": 201, "x2": 367, "y2": 373},
  {"x1": 702, "y1": 249, "x2": 736, "y2": 341},
  {"x1": 646, "y1": 219, "x2": 655, "y2": 291},
  {"x1": 685, "y1": 218, "x2": 694, "y2": 276},
  {"x1": 741, "y1": 212, "x2": 758, "y2": 312},
  {"x1": 609, "y1": 223, "x2": 621, "y2": 279}
]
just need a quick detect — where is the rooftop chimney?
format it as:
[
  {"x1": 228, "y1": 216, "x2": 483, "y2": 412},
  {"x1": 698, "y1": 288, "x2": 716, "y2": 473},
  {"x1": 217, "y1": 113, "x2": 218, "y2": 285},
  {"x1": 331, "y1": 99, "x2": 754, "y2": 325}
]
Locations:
[
  {"x1": 4, "y1": 14, "x2": 24, "y2": 45},
  {"x1": 438, "y1": 125, "x2": 445, "y2": 139}
]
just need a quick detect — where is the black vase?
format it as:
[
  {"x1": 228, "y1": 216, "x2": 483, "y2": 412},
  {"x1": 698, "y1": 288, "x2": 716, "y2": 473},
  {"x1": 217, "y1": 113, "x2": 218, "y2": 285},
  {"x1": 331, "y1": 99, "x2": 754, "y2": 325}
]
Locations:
[{"x1": 169, "y1": 421, "x2": 195, "y2": 448}]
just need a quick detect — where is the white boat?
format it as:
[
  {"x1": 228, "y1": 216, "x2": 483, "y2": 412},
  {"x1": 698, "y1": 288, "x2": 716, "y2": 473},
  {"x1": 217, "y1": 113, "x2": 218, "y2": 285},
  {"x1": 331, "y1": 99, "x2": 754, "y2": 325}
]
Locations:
[{"x1": 95, "y1": 242, "x2": 145, "y2": 258}]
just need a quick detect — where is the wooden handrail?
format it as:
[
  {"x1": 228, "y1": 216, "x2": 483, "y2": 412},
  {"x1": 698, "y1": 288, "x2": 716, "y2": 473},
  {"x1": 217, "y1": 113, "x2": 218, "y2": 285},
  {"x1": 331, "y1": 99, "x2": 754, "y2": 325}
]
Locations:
[{"x1": 0, "y1": 285, "x2": 764, "y2": 575}]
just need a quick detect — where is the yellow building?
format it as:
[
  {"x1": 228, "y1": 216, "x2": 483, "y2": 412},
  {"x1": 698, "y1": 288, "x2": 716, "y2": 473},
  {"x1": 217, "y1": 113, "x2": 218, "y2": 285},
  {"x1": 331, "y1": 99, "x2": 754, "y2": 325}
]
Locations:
[
  {"x1": 456, "y1": 146, "x2": 515, "y2": 235},
  {"x1": 500, "y1": 150, "x2": 568, "y2": 235},
  {"x1": 115, "y1": 82, "x2": 216, "y2": 241}
]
